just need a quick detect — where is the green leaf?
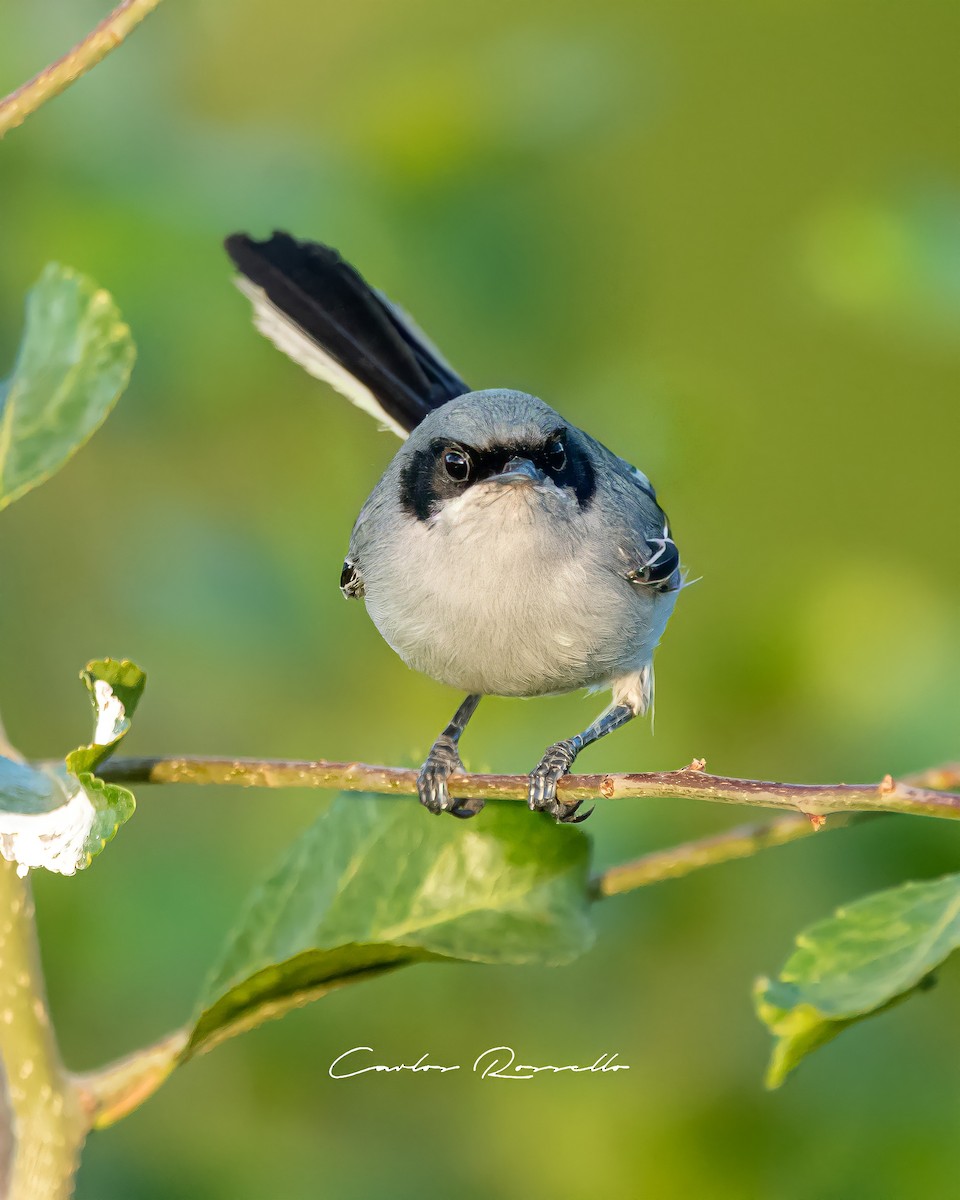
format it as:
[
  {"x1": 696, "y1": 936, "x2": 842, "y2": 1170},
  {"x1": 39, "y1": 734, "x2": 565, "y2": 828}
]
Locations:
[
  {"x1": 66, "y1": 657, "x2": 146, "y2": 776},
  {"x1": 186, "y1": 795, "x2": 594, "y2": 1058},
  {"x1": 0, "y1": 659, "x2": 145, "y2": 875},
  {"x1": 755, "y1": 873, "x2": 960, "y2": 1087},
  {"x1": 0, "y1": 263, "x2": 135, "y2": 511}
]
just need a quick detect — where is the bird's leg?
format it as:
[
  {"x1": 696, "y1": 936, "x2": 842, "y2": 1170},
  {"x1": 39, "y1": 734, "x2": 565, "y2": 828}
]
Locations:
[
  {"x1": 417, "y1": 694, "x2": 483, "y2": 819},
  {"x1": 528, "y1": 703, "x2": 637, "y2": 823}
]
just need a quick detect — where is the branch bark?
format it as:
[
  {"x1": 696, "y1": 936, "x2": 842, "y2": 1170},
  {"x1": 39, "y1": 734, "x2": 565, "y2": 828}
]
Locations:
[
  {"x1": 95, "y1": 755, "x2": 960, "y2": 821},
  {"x1": 0, "y1": 714, "x2": 18, "y2": 763},
  {"x1": 0, "y1": 863, "x2": 87, "y2": 1199},
  {"x1": 0, "y1": 0, "x2": 164, "y2": 139}
]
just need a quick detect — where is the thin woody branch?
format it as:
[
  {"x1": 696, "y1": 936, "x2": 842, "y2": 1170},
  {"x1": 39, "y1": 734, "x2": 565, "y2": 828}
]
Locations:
[
  {"x1": 590, "y1": 811, "x2": 884, "y2": 898},
  {"x1": 94, "y1": 756, "x2": 960, "y2": 820},
  {"x1": 0, "y1": 0, "x2": 164, "y2": 139}
]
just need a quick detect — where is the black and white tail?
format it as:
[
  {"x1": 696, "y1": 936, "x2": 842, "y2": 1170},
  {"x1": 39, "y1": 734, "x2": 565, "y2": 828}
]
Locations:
[{"x1": 224, "y1": 232, "x2": 470, "y2": 437}]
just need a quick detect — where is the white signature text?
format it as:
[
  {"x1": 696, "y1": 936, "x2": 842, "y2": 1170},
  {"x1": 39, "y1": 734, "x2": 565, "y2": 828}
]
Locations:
[{"x1": 328, "y1": 1045, "x2": 628, "y2": 1080}]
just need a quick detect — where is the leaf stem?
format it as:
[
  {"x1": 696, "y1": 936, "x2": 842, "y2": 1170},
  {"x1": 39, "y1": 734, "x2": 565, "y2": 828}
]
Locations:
[
  {"x1": 94, "y1": 755, "x2": 960, "y2": 821},
  {"x1": 0, "y1": 0, "x2": 165, "y2": 139},
  {"x1": 71, "y1": 1029, "x2": 188, "y2": 1130}
]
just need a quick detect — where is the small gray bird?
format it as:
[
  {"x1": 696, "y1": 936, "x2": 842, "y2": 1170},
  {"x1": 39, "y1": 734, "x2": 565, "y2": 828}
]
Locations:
[{"x1": 225, "y1": 232, "x2": 684, "y2": 823}]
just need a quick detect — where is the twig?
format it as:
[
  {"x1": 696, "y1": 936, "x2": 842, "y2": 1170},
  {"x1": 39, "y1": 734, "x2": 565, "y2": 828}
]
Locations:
[
  {"x1": 0, "y1": 0, "x2": 164, "y2": 139},
  {"x1": 590, "y1": 811, "x2": 882, "y2": 898},
  {"x1": 94, "y1": 756, "x2": 960, "y2": 820}
]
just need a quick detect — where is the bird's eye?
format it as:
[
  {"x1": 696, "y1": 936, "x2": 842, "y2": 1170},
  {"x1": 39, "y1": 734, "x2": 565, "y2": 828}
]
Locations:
[
  {"x1": 443, "y1": 448, "x2": 472, "y2": 482},
  {"x1": 545, "y1": 433, "x2": 567, "y2": 473}
]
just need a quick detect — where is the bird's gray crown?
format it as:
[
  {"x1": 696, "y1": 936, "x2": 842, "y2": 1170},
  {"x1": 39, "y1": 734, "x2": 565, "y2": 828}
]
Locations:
[{"x1": 407, "y1": 389, "x2": 566, "y2": 452}]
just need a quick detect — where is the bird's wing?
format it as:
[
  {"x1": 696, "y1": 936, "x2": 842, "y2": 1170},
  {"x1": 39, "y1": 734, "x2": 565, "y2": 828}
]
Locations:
[
  {"x1": 225, "y1": 232, "x2": 470, "y2": 438},
  {"x1": 609, "y1": 457, "x2": 681, "y2": 591},
  {"x1": 620, "y1": 521, "x2": 681, "y2": 589},
  {"x1": 339, "y1": 556, "x2": 365, "y2": 600}
]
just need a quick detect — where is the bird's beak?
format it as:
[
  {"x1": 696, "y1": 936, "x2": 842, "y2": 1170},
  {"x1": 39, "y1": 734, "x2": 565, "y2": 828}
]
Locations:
[{"x1": 491, "y1": 456, "x2": 545, "y2": 486}]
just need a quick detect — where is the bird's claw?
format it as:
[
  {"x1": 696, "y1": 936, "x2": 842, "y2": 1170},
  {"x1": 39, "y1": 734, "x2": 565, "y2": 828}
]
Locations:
[
  {"x1": 558, "y1": 802, "x2": 596, "y2": 824},
  {"x1": 449, "y1": 796, "x2": 485, "y2": 819},
  {"x1": 417, "y1": 738, "x2": 484, "y2": 819},
  {"x1": 527, "y1": 741, "x2": 594, "y2": 823}
]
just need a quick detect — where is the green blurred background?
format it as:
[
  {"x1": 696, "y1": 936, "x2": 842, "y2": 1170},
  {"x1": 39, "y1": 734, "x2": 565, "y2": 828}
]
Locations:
[{"x1": 2, "y1": 1, "x2": 959, "y2": 1195}]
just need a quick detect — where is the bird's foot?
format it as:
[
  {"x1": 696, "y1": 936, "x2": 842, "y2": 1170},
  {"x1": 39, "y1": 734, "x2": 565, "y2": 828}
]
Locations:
[
  {"x1": 417, "y1": 737, "x2": 484, "y2": 819},
  {"x1": 528, "y1": 740, "x2": 595, "y2": 824}
]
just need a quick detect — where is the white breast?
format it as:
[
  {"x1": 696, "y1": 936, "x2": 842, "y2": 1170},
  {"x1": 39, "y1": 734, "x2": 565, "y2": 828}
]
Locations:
[{"x1": 359, "y1": 480, "x2": 668, "y2": 697}]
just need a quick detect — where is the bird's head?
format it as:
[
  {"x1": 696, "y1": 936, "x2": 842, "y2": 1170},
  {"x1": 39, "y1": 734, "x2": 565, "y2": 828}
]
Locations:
[{"x1": 397, "y1": 390, "x2": 596, "y2": 525}]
